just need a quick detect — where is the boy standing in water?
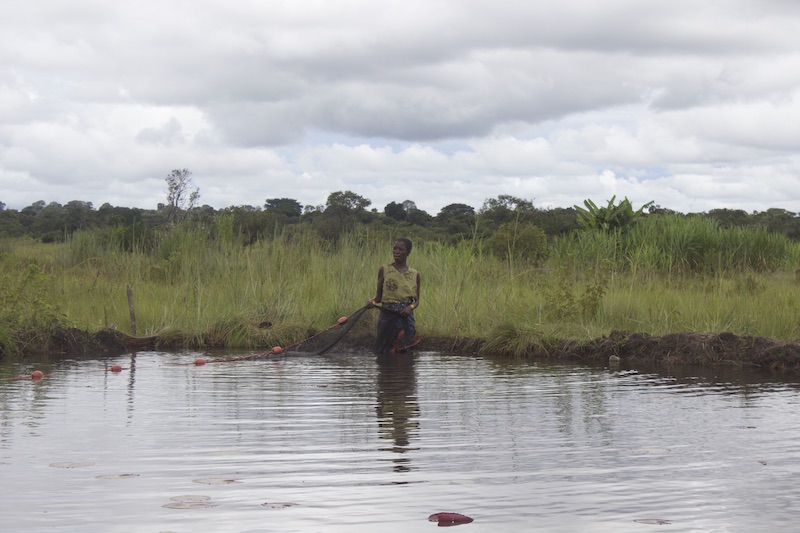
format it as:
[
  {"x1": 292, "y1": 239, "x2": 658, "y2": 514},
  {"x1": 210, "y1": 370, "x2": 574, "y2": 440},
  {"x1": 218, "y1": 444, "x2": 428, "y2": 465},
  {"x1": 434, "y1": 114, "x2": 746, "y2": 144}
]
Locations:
[{"x1": 368, "y1": 238, "x2": 421, "y2": 355}]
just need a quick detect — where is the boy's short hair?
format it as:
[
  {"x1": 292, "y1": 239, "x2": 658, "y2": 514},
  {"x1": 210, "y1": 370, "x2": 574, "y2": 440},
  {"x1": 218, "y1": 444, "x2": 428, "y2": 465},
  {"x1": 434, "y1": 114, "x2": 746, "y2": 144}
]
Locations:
[{"x1": 396, "y1": 237, "x2": 412, "y2": 253}]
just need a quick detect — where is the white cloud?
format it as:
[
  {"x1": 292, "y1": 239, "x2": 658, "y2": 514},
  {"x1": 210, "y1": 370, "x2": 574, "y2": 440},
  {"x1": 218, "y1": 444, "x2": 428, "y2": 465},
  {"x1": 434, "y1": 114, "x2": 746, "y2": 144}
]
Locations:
[{"x1": 2, "y1": 0, "x2": 800, "y2": 215}]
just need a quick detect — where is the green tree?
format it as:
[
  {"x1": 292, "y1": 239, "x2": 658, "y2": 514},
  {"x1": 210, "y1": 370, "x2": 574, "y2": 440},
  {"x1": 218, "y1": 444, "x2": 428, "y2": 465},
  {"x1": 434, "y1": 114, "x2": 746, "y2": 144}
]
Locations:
[
  {"x1": 384, "y1": 201, "x2": 406, "y2": 221},
  {"x1": 64, "y1": 200, "x2": 95, "y2": 233},
  {"x1": 18, "y1": 200, "x2": 46, "y2": 231},
  {"x1": 0, "y1": 208, "x2": 24, "y2": 237},
  {"x1": 480, "y1": 195, "x2": 535, "y2": 226},
  {"x1": 265, "y1": 198, "x2": 302, "y2": 219},
  {"x1": 752, "y1": 208, "x2": 800, "y2": 239},
  {"x1": 314, "y1": 191, "x2": 372, "y2": 242},
  {"x1": 33, "y1": 202, "x2": 66, "y2": 241},
  {"x1": 436, "y1": 203, "x2": 476, "y2": 240},
  {"x1": 528, "y1": 207, "x2": 580, "y2": 237},
  {"x1": 407, "y1": 206, "x2": 433, "y2": 227},
  {"x1": 706, "y1": 208, "x2": 751, "y2": 229},
  {"x1": 326, "y1": 190, "x2": 371, "y2": 211},
  {"x1": 97, "y1": 203, "x2": 147, "y2": 227},
  {"x1": 218, "y1": 205, "x2": 278, "y2": 244}
]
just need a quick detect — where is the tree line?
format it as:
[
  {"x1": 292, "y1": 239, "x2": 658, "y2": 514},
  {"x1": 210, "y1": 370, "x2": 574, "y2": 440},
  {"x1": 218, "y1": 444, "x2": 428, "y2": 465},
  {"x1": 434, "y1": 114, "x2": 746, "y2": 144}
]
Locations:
[{"x1": 2, "y1": 169, "x2": 799, "y2": 249}]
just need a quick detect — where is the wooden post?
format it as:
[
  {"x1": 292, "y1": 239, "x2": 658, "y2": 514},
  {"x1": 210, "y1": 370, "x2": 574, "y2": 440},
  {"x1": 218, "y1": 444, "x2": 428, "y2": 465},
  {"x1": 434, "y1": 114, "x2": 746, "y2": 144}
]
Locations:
[{"x1": 126, "y1": 284, "x2": 137, "y2": 336}]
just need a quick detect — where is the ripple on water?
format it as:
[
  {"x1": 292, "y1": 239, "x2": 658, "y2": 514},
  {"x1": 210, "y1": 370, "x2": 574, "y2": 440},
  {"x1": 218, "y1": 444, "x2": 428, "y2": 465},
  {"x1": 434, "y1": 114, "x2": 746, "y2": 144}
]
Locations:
[{"x1": 2, "y1": 352, "x2": 800, "y2": 532}]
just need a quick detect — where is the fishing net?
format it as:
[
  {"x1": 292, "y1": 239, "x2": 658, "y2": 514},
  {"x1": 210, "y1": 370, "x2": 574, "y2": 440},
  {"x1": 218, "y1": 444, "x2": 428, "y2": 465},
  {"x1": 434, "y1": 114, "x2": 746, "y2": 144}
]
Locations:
[
  {"x1": 288, "y1": 304, "x2": 420, "y2": 356},
  {"x1": 285, "y1": 305, "x2": 375, "y2": 355}
]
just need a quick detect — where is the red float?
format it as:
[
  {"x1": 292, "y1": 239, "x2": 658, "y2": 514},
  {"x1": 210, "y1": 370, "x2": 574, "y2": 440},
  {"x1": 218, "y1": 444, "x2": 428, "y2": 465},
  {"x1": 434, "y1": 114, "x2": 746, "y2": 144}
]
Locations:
[
  {"x1": 31, "y1": 370, "x2": 44, "y2": 380},
  {"x1": 428, "y1": 512, "x2": 474, "y2": 525},
  {"x1": 195, "y1": 358, "x2": 206, "y2": 366}
]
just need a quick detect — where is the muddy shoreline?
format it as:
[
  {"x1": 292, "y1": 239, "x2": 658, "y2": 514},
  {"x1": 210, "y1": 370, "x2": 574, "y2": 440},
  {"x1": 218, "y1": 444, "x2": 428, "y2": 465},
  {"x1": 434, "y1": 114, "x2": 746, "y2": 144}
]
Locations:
[{"x1": 13, "y1": 327, "x2": 800, "y2": 373}]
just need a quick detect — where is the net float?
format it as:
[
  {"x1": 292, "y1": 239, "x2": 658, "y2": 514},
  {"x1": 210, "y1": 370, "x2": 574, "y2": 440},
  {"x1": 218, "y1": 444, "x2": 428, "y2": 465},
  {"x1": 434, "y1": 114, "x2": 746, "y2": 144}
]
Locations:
[{"x1": 428, "y1": 512, "x2": 473, "y2": 525}]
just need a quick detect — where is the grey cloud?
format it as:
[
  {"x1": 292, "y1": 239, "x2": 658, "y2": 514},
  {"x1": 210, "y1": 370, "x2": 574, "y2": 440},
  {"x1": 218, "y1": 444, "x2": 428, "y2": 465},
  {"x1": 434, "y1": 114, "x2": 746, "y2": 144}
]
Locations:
[
  {"x1": 3, "y1": 0, "x2": 800, "y2": 215},
  {"x1": 136, "y1": 117, "x2": 183, "y2": 146}
]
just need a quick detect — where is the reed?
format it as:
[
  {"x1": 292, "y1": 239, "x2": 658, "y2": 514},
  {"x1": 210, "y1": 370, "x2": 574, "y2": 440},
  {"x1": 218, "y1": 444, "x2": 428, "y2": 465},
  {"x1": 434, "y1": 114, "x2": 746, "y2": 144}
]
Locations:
[
  {"x1": 551, "y1": 214, "x2": 795, "y2": 275},
  {"x1": 1, "y1": 218, "x2": 799, "y2": 359}
]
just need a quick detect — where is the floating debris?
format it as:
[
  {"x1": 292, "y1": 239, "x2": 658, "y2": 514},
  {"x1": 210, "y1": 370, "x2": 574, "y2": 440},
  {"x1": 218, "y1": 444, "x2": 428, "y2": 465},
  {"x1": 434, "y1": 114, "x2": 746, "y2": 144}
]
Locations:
[
  {"x1": 163, "y1": 495, "x2": 217, "y2": 509},
  {"x1": 261, "y1": 502, "x2": 298, "y2": 509},
  {"x1": 49, "y1": 461, "x2": 96, "y2": 468},
  {"x1": 192, "y1": 477, "x2": 241, "y2": 485},
  {"x1": 634, "y1": 518, "x2": 672, "y2": 525},
  {"x1": 95, "y1": 473, "x2": 140, "y2": 480},
  {"x1": 428, "y1": 512, "x2": 474, "y2": 525},
  {"x1": 6, "y1": 411, "x2": 43, "y2": 419}
]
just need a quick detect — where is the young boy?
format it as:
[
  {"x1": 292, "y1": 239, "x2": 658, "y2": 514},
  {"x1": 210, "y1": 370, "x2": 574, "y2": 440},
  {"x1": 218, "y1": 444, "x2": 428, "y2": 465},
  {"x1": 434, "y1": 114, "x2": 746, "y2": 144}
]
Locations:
[{"x1": 368, "y1": 237, "x2": 421, "y2": 355}]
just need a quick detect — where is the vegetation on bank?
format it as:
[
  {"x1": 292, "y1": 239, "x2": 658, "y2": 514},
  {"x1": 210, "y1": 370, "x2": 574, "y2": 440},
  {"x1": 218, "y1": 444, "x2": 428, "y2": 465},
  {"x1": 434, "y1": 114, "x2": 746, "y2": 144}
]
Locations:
[{"x1": 2, "y1": 204, "x2": 799, "y2": 360}]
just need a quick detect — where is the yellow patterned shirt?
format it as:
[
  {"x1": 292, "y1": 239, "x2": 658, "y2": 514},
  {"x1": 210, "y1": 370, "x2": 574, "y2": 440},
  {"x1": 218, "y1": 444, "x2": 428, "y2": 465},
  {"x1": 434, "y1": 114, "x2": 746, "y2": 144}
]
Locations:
[{"x1": 382, "y1": 263, "x2": 418, "y2": 303}]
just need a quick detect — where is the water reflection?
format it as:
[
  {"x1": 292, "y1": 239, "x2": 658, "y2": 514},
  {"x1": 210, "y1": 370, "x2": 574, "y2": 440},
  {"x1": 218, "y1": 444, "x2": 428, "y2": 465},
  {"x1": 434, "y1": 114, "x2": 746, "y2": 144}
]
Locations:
[
  {"x1": 3, "y1": 352, "x2": 800, "y2": 532},
  {"x1": 375, "y1": 354, "x2": 419, "y2": 473}
]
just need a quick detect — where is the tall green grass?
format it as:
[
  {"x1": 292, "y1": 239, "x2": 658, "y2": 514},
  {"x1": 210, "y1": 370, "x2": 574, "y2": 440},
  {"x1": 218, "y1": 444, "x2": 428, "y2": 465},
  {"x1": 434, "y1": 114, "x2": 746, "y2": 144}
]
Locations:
[
  {"x1": 2, "y1": 215, "x2": 800, "y2": 359},
  {"x1": 551, "y1": 215, "x2": 793, "y2": 275}
]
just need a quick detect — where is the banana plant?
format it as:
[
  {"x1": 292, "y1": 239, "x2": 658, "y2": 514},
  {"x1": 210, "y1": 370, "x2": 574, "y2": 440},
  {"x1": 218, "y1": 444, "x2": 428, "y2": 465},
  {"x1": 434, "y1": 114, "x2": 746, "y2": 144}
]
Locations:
[{"x1": 575, "y1": 196, "x2": 654, "y2": 232}]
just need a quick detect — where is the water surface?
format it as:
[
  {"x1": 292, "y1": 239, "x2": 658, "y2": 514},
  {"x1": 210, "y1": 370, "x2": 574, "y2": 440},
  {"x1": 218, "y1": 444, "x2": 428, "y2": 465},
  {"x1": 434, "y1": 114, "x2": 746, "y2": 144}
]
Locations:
[{"x1": 1, "y1": 351, "x2": 799, "y2": 532}]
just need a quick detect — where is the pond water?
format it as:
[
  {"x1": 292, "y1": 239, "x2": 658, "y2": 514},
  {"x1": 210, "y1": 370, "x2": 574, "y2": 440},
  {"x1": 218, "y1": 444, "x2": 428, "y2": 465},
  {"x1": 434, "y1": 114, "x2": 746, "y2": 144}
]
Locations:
[{"x1": 1, "y1": 350, "x2": 799, "y2": 532}]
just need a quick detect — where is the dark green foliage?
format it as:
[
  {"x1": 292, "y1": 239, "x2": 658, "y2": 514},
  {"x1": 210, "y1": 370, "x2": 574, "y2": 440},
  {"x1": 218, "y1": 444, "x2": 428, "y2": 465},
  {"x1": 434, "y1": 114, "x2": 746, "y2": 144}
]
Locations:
[
  {"x1": 217, "y1": 206, "x2": 279, "y2": 245},
  {"x1": 527, "y1": 207, "x2": 580, "y2": 237},
  {"x1": 384, "y1": 201, "x2": 406, "y2": 221},
  {"x1": 311, "y1": 191, "x2": 375, "y2": 243},
  {"x1": 0, "y1": 209, "x2": 25, "y2": 237},
  {"x1": 436, "y1": 203, "x2": 476, "y2": 241},
  {"x1": 485, "y1": 222, "x2": 548, "y2": 263},
  {"x1": 406, "y1": 207, "x2": 433, "y2": 227},
  {"x1": 541, "y1": 266, "x2": 609, "y2": 321},
  {"x1": 0, "y1": 261, "x2": 64, "y2": 358},
  {"x1": 265, "y1": 198, "x2": 302, "y2": 219},
  {"x1": 2, "y1": 188, "x2": 800, "y2": 264},
  {"x1": 479, "y1": 195, "x2": 536, "y2": 230},
  {"x1": 706, "y1": 208, "x2": 751, "y2": 228},
  {"x1": 325, "y1": 190, "x2": 371, "y2": 211}
]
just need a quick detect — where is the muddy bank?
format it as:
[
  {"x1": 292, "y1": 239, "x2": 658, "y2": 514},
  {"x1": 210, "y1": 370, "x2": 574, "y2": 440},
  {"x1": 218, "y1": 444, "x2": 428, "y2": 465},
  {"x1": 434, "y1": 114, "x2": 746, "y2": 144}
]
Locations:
[
  {"x1": 9, "y1": 327, "x2": 800, "y2": 373},
  {"x1": 416, "y1": 331, "x2": 800, "y2": 372}
]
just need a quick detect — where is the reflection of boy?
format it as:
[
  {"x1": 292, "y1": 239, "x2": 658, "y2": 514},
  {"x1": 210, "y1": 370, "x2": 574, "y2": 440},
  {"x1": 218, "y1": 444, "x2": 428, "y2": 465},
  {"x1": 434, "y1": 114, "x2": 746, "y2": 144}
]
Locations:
[{"x1": 368, "y1": 238, "x2": 421, "y2": 354}]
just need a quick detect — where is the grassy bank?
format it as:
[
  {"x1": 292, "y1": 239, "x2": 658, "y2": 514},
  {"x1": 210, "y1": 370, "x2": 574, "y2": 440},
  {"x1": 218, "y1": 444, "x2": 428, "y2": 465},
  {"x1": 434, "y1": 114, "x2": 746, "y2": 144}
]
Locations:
[{"x1": 2, "y1": 215, "x2": 799, "y2": 359}]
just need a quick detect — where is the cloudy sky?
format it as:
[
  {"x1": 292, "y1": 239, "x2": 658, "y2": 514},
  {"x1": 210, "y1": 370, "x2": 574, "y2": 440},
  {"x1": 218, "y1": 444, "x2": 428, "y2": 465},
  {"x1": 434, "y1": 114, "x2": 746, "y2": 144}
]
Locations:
[{"x1": 2, "y1": 0, "x2": 799, "y2": 216}]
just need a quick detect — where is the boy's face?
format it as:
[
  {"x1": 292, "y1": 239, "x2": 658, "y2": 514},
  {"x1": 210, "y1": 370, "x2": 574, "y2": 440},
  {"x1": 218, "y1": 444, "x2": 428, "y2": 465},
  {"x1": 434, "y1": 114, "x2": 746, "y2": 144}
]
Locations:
[{"x1": 393, "y1": 241, "x2": 409, "y2": 261}]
